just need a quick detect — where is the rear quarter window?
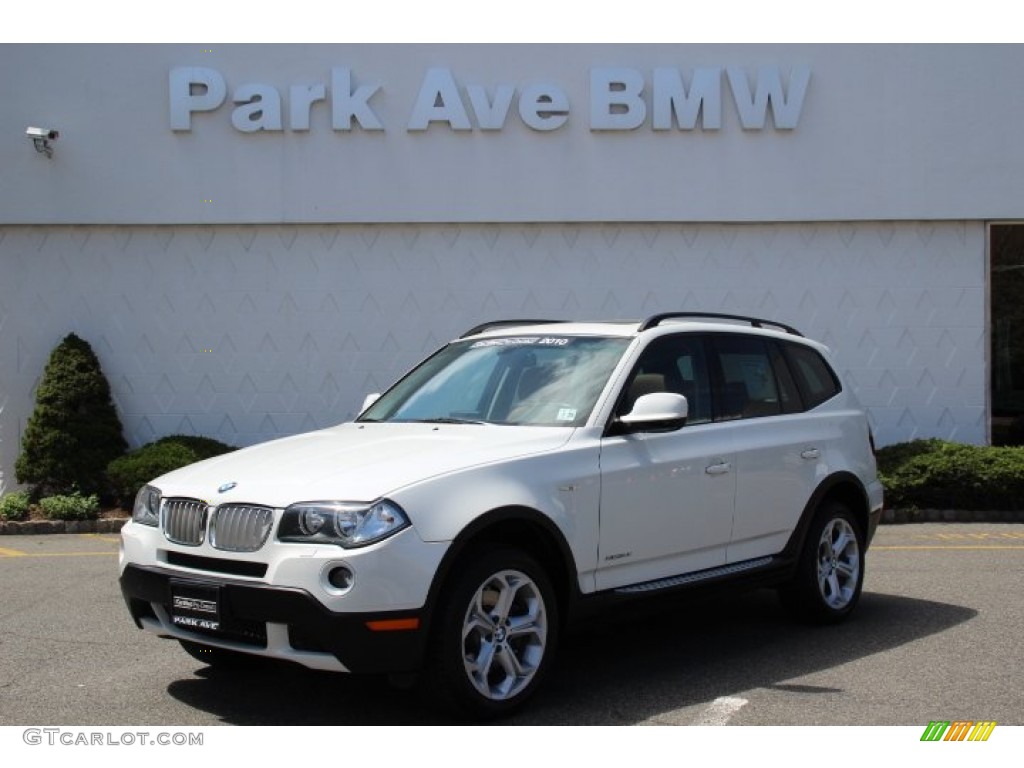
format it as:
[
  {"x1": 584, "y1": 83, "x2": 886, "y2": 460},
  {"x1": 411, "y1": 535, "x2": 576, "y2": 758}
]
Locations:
[{"x1": 784, "y1": 343, "x2": 842, "y2": 408}]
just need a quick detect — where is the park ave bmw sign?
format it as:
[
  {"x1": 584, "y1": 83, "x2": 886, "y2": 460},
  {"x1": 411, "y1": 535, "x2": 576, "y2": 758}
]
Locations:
[{"x1": 169, "y1": 65, "x2": 810, "y2": 134}]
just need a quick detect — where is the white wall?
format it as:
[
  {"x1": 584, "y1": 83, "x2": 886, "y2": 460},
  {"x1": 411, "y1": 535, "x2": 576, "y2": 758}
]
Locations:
[
  {"x1": 2, "y1": 44, "x2": 1024, "y2": 224},
  {"x1": 0, "y1": 220, "x2": 985, "y2": 494},
  {"x1": 0, "y1": 44, "x2": 1000, "y2": 493}
]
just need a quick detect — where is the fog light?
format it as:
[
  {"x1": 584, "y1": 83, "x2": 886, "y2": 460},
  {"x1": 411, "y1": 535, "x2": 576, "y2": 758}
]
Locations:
[{"x1": 327, "y1": 565, "x2": 354, "y2": 590}]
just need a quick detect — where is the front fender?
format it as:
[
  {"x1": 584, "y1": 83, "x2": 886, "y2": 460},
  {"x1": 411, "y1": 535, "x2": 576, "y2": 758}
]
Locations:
[{"x1": 390, "y1": 436, "x2": 601, "y2": 583}]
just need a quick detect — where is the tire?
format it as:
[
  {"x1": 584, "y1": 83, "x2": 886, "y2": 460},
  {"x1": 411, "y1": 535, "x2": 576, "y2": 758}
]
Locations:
[
  {"x1": 779, "y1": 500, "x2": 865, "y2": 624},
  {"x1": 423, "y1": 548, "x2": 558, "y2": 720},
  {"x1": 178, "y1": 639, "x2": 266, "y2": 670}
]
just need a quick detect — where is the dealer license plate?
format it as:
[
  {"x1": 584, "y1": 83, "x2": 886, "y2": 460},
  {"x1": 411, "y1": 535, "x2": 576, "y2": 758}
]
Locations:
[{"x1": 170, "y1": 582, "x2": 221, "y2": 632}]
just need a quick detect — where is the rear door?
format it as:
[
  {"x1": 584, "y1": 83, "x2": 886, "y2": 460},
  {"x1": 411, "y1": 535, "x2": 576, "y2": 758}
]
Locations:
[{"x1": 710, "y1": 335, "x2": 832, "y2": 563}]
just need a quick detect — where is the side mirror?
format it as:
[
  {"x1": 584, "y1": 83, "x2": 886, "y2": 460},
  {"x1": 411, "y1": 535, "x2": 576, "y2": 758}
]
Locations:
[
  {"x1": 618, "y1": 392, "x2": 688, "y2": 432},
  {"x1": 360, "y1": 393, "x2": 381, "y2": 414}
]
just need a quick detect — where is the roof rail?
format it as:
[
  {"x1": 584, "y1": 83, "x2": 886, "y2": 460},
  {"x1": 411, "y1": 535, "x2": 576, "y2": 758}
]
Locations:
[
  {"x1": 459, "y1": 319, "x2": 569, "y2": 338},
  {"x1": 638, "y1": 312, "x2": 803, "y2": 337}
]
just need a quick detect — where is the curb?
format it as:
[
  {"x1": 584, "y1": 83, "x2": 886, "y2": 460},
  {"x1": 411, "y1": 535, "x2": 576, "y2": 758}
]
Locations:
[
  {"x1": 881, "y1": 509, "x2": 1024, "y2": 524},
  {"x1": 0, "y1": 518, "x2": 129, "y2": 535}
]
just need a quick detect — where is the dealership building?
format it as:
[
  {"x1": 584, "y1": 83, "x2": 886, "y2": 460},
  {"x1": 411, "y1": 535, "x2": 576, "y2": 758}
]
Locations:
[{"x1": 1, "y1": 44, "x2": 1022, "y2": 493}]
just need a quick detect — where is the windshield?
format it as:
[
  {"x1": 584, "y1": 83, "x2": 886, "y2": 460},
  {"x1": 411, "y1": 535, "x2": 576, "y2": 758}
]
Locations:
[{"x1": 359, "y1": 335, "x2": 631, "y2": 427}]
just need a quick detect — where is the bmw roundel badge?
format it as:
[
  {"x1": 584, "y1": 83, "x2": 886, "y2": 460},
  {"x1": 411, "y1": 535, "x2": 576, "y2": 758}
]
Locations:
[{"x1": 217, "y1": 481, "x2": 238, "y2": 494}]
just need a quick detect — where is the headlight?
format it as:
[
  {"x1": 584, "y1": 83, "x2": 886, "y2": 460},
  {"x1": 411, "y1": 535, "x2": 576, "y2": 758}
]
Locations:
[
  {"x1": 279, "y1": 499, "x2": 410, "y2": 548},
  {"x1": 133, "y1": 485, "x2": 161, "y2": 527}
]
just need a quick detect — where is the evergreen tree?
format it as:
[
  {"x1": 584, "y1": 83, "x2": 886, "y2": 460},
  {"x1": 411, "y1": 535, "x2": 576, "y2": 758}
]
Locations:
[{"x1": 15, "y1": 333, "x2": 127, "y2": 498}]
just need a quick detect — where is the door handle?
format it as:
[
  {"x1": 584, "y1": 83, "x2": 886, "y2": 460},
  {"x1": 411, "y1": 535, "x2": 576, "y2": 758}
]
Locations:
[
  {"x1": 801, "y1": 448, "x2": 820, "y2": 460},
  {"x1": 705, "y1": 461, "x2": 732, "y2": 475}
]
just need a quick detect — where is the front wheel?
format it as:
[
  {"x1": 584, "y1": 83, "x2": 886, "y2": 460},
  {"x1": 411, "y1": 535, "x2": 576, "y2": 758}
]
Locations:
[
  {"x1": 780, "y1": 501, "x2": 865, "y2": 624},
  {"x1": 423, "y1": 548, "x2": 558, "y2": 719}
]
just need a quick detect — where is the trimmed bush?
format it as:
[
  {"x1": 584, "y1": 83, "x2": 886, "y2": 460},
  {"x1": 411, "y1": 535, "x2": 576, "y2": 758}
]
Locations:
[
  {"x1": 0, "y1": 491, "x2": 31, "y2": 521},
  {"x1": 106, "y1": 436, "x2": 236, "y2": 505},
  {"x1": 152, "y1": 434, "x2": 236, "y2": 461},
  {"x1": 15, "y1": 333, "x2": 127, "y2": 499},
  {"x1": 38, "y1": 491, "x2": 100, "y2": 521},
  {"x1": 877, "y1": 439, "x2": 1024, "y2": 511}
]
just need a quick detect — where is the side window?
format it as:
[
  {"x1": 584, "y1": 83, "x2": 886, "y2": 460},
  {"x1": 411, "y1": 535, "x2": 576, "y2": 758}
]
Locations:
[
  {"x1": 618, "y1": 335, "x2": 712, "y2": 425},
  {"x1": 710, "y1": 336, "x2": 782, "y2": 420},
  {"x1": 784, "y1": 342, "x2": 842, "y2": 409}
]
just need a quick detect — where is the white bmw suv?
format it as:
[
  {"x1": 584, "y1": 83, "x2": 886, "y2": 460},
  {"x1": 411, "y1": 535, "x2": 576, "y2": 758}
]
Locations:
[{"x1": 120, "y1": 313, "x2": 883, "y2": 718}]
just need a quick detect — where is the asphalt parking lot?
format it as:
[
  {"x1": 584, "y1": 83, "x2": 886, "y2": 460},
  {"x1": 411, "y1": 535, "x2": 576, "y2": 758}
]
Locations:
[{"x1": 0, "y1": 523, "x2": 1021, "y2": 726}]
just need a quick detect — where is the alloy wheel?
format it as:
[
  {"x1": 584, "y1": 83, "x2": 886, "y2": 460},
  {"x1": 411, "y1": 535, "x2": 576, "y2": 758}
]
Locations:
[
  {"x1": 461, "y1": 569, "x2": 548, "y2": 701},
  {"x1": 816, "y1": 517, "x2": 861, "y2": 610}
]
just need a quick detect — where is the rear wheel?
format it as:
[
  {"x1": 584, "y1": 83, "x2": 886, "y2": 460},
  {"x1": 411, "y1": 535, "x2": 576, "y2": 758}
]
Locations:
[
  {"x1": 423, "y1": 548, "x2": 558, "y2": 719},
  {"x1": 780, "y1": 500, "x2": 864, "y2": 624}
]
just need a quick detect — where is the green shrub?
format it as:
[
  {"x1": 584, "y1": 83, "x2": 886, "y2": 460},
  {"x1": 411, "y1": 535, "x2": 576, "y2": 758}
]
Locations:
[
  {"x1": 38, "y1": 491, "x2": 100, "y2": 521},
  {"x1": 15, "y1": 333, "x2": 127, "y2": 499},
  {"x1": 106, "y1": 436, "x2": 236, "y2": 505},
  {"x1": 0, "y1": 491, "x2": 31, "y2": 521},
  {"x1": 152, "y1": 434, "x2": 236, "y2": 461},
  {"x1": 874, "y1": 438, "x2": 945, "y2": 472},
  {"x1": 877, "y1": 439, "x2": 1024, "y2": 511}
]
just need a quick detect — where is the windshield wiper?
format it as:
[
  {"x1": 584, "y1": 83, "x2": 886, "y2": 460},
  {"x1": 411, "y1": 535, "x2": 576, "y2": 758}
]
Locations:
[{"x1": 409, "y1": 417, "x2": 487, "y2": 425}]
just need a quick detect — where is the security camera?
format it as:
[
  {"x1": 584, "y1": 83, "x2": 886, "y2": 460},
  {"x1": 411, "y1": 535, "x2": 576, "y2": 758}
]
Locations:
[
  {"x1": 26, "y1": 126, "x2": 59, "y2": 157},
  {"x1": 26, "y1": 126, "x2": 59, "y2": 141}
]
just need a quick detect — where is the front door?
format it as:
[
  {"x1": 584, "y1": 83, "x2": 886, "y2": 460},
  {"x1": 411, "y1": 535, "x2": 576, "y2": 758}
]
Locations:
[{"x1": 596, "y1": 334, "x2": 736, "y2": 591}]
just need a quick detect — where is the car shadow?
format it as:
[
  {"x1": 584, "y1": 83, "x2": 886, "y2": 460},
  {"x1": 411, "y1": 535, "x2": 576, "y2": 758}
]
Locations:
[
  {"x1": 165, "y1": 589, "x2": 976, "y2": 725},
  {"x1": 517, "y1": 589, "x2": 976, "y2": 725}
]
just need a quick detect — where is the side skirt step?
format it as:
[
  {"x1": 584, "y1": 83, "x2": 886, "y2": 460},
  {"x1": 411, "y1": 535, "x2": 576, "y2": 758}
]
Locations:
[{"x1": 613, "y1": 557, "x2": 776, "y2": 595}]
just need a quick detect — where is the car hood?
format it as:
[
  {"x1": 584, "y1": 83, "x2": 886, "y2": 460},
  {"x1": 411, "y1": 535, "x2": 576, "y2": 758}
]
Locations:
[{"x1": 152, "y1": 422, "x2": 573, "y2": 508}]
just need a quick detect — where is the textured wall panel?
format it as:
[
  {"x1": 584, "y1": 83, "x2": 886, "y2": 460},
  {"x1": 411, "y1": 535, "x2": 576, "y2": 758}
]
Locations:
[{"x1": 0, "y1": 221, "x2": 986, "y2": 494}]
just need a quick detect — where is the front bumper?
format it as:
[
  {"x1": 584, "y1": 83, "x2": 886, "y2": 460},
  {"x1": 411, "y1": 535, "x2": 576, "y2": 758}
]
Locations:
[{"x1": 120, "y1": 564, "x2": 428, "y2": 674}]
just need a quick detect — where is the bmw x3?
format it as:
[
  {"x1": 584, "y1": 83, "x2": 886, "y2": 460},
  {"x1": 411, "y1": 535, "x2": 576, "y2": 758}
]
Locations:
[{"x1": 119, "y1": 313, "x2": 884, "y2": 718}]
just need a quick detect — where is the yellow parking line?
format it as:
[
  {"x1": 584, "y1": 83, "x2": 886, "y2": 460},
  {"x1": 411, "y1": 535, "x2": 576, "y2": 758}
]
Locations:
[
  {"x1": 0, "y1": 551, "x2": 117, "y2": 558},
  {"x1": 0, "y1": 546, "x2": 28, "y2": 557},
  {"x1": 873, "y1": 545, "x2": 1024, "y2": 550},
  {"x1": 82, "y1": 533, "x2": 120, "y2": 544}
]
